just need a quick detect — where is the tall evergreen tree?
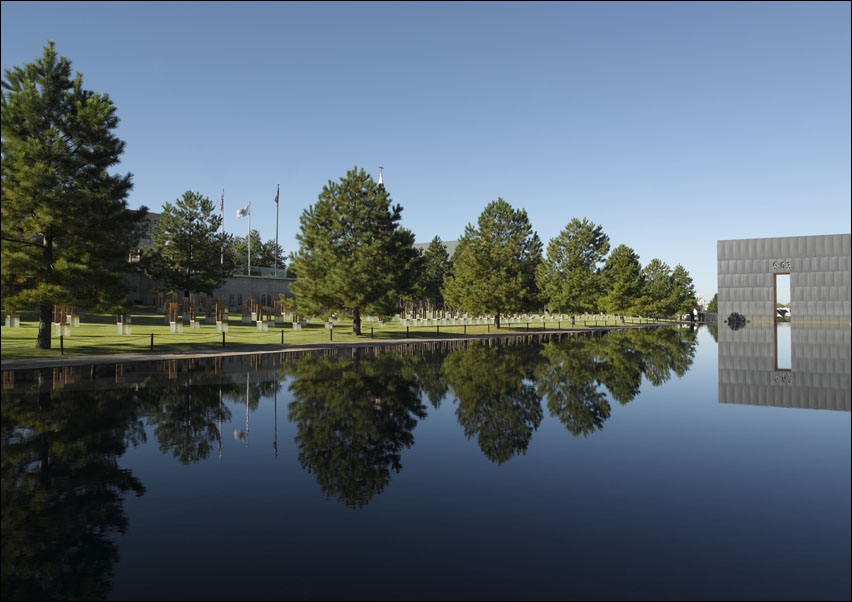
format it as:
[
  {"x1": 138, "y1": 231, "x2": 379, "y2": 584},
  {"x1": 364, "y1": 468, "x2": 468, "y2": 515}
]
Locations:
[
  {"x1": 1, "y1": 41, "x2": 147, "y2": 349},
  {"x1": 288, "y1": 166, "x2": 420, "y2": 335},
  {"x1": 636, "y1": 258, "x2": 673, "y2": 317},
  {"x1": 442, "y1": 198, "x2": 542, "y2": 328},
  {"x1": 669, "y1": 264, "x2": 697, "y2": 316},
  {"x1": 707, "y1": 293, "x2": 718, "y2": 314},
  {"x1": 599, "y1": 244, "x2": 644, "y2": 315},
  {"x1": 141, "y1": 190, "x2": 235, "y2": 295},
  {"x1": 536, "y1": 218, "x2": 610, "y2": 315},
  {"x1": 417, "y1": 236, "x2": 452, "y2": 313}
]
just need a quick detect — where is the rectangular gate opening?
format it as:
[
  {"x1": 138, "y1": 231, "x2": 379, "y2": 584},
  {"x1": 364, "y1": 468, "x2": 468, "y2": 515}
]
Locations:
[{"x1": 775, "y1": 273, "x2": 791, "y2": 370}]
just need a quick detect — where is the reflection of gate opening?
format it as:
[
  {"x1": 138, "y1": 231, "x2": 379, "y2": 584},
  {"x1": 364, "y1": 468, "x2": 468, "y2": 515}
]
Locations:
[{"x1": 775, "y1": 273, "x2": 791, "y2": 370}]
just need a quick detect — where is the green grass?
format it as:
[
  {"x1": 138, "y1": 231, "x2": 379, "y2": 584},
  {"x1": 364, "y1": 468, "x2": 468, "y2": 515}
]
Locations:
[{"x1": 1, "y1": 306, "x2": 662, "y2": 360}]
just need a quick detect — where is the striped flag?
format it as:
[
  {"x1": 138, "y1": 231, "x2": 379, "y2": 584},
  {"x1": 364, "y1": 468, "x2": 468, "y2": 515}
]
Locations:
[
  {"x1": 220, "y1": 189, "x2": 224, "y2": 212},
  {"x1": 236, "y1": 203, "x2": 250, "y2": 218},
  {"x1": 274, "y1": 186, "x2": 279, "y2": 205}
]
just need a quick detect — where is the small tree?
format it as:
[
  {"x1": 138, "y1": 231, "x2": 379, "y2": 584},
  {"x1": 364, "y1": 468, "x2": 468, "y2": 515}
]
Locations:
[
  {"x1": 232, "y1": 230, "x2": 286, "y2": 275},
  {"x1": 1, "y1": 41, "x2": 147, "y2": 349},
  {"x1": 289, "y1": 166, "x2": 420, "y2": 335},
  {"x1": 442, "y1": 198, "x2": 542, "y2": 328},
  {"x1": 142, "y1": 191, "x2": 235, "y2": 295}
]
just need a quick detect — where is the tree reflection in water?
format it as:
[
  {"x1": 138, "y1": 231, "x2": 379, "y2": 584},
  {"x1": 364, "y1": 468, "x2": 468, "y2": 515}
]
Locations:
[
  {"x1": 441, "y1": 341, "x2": 544, "y2": 464},
  {"x1": 283, "y1": 349, "x2": 429, "y2": 510},
  {"x1": 0, "y1": 327, "x2": 699, "y2": 599},
  {"x1": 1, "y1": 368, "x2": 146, "y2": 601},
  {"x1": 535, "y1": 327, "x2": 697, "y2": 436}
]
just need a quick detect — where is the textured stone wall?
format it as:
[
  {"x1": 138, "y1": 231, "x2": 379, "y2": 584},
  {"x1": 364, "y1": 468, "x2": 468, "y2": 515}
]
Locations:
[
  {"x1": 717, "y1": 234, "x2": 851, "y2": 326},
  {"x1": 718, "y1": 324, "x2": 850, "y2": 411}
]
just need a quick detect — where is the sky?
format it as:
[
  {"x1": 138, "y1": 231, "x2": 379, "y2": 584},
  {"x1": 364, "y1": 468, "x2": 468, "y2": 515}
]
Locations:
[{"x1": 2, "y1": 1, "x2": 850, "y2": 300}]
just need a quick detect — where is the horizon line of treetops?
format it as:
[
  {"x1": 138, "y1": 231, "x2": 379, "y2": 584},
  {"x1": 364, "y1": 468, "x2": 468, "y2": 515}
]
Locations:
[
  {"x1": 1, "y1": 41, "x2": 705, "y2": 347},
  {"x1": 138, "y1": 173, "x2": 701, "y2": 335}
]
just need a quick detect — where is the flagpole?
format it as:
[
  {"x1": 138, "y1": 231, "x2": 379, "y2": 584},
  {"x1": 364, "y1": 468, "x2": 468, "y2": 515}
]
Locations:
[
  {"x1": 247, "y1": 202, "x2": 251, "y2": 276},
  {"x1": 220, "y1": 188, "x2": 224, "y2": 265},
  {"x1": 274, "y1": 184, "x2": 279, "y2": 278}
]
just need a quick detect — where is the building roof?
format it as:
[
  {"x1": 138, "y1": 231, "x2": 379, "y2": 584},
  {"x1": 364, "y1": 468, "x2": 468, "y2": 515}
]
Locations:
[{"x1": 413, "y1": 239, "x2": 458, "y2": 257}]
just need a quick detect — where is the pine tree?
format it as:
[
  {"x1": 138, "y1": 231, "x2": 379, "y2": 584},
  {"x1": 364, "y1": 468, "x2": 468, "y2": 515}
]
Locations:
[
  {"x1": 289, "y1": 166, "x2": 420, "y2": 335},
  {"x1": 231, "y1": 231, "x2": 286, "y2": 275},
  {"x1": 442, "y1": 198, "x2": 542, "y2": 328},
  {"x1": 636, "y1": 258, "x2": 673, "y2": 317},
  {"x1": 417, "y1": 236, "x2": 452, "y2": 314},
  {"x1": 142, "y1": 191, "x2": 235, "y2": 295},
  {"x1": 599, "y1": 244, "x2": 644, "y2": 315},
  {"x1": 1, "y1": 41, "x2": 147, "y2": 349},
  {"x1": 536, "y1": 218, "x2": 610, "y2": 314},
  {"x1": 669, "y1": 264, "x2": 697, "y2": 316}
]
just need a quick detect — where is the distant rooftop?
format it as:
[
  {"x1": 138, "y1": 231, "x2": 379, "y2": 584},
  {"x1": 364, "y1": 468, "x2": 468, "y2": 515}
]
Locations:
[{"x1": 413, "y1": 240, "x2": 458, "y2": 257}]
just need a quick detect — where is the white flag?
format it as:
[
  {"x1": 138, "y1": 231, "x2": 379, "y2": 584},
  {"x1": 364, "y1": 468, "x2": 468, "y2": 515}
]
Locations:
[{"x1": 236, "y1": 203, "x2": 250, "y2": 218}]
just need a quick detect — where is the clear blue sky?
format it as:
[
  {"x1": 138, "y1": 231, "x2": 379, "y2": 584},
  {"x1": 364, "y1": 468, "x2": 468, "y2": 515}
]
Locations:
[{"x1": 3, "y1": 1, "x2": 850, "y2": 300}]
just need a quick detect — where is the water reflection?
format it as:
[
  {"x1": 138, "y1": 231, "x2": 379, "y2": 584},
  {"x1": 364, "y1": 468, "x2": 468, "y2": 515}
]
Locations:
[
  {"x1": 443, "y1": 340, "x2": 544, "y2": 464},
  {"x1": 0, "y1": 326, "x2": 753, "y2": 600},
  {"x1": 282, "y1": 350, "x2": 429, "y2": 509},
  {"x1": 1, "y1": 368, "x2": 146, "y2": 601},
  {"x1": 718, "y1": 324, "x2": 851, "y2": 411},
  {"x1": 535, "y1": 327, "x2": 698, "y2": 436}
]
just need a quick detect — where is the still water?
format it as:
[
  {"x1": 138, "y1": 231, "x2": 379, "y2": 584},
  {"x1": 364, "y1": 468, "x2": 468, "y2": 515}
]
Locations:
[{"x1": 2, "y1": 325, "x2": 850, "y2": 601}]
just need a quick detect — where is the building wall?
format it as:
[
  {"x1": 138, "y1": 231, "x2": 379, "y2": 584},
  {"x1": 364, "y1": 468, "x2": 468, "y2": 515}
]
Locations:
[
  {"x1": 717, "y1": 234, "x2": 851, "y2": 326},
  {"x1": 718, "y1": 324, "x2": 850, "y2": 411},
  {"x1": 127, "y1": 273, "x2": 293, "y2": 311},
  {"x1": 211, "y1": 275, "x2": 293, "y2": 311}
]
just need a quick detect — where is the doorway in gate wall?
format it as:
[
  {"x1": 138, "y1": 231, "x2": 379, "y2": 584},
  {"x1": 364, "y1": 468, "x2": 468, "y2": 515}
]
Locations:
[{"x1": 775, "y1": 273, "x2": 791, "y2": 370}]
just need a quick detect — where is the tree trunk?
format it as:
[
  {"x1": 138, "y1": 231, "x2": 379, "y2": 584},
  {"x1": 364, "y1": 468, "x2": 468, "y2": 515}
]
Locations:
[
  {"x1": 353, "y1": 307, "x2": 361, "y2": 336},
  {"x1": 494, "y1": 311, "x2": 501, "y2": 329},
  {"x1": 37, "y1": 303, "x2": 52, "y2": 349}
]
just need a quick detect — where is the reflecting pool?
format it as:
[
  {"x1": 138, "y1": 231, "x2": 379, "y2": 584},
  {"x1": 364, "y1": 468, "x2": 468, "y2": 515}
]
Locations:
[{"x1": 2, "y1": 325, "x2": 849, "y2": 601}]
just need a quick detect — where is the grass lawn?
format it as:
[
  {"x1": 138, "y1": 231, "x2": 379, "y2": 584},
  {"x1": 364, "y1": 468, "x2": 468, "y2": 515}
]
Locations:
[{"x1": 1, "y1": 306, "x2": 659, "y2": 360}]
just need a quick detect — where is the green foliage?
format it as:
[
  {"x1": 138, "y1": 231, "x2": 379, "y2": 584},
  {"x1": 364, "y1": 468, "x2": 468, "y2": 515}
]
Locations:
[
  {"x1": 670, "y1": 264, "x2": 697, "y2": 316},
  {"x1": 1, "y1": 41, "x2": 146, "y2": 348},
  {"x1": 416, "y1": 236, "x2": 452, "y2": 309},
  {"x1": 284, "y1": 353, "x2": 428, "y2": 508},
  {"x1": 635, "y1": 259, "x2": 672, "y2": 316},
  {"x1": 535, "y1": 336, "x2": 613, "y2": 435},
  {"x1": 142, "y1": 190, "x2": 235, "y2": 294},
  {"x1": 441, "y1": 341, "x2": 544, "y2": 464},
  {"x1": 599, "y1": 244, "x2": 644, "y2": 314},
  {"x1": 1, "y1": 383, "x2": 147, "y2": 600},
  {"x1": 288, "y1": 166, "x2": 420, "y2": 334},
  {"x1": 707, "y1": 293, "x2": 718, "y2": 313},
  {"x1": 442, "y1": 198, "x2": 542, "y2": 324},
  {"x1": 232, "y1": 229, "x2": 286, "y2": 275},
  {"x1": 634, "y1": 259, "x2": 696, "y2": 317},
  {"x1": 536, "y1": 217, "x2": 610, "y2": 314}
]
